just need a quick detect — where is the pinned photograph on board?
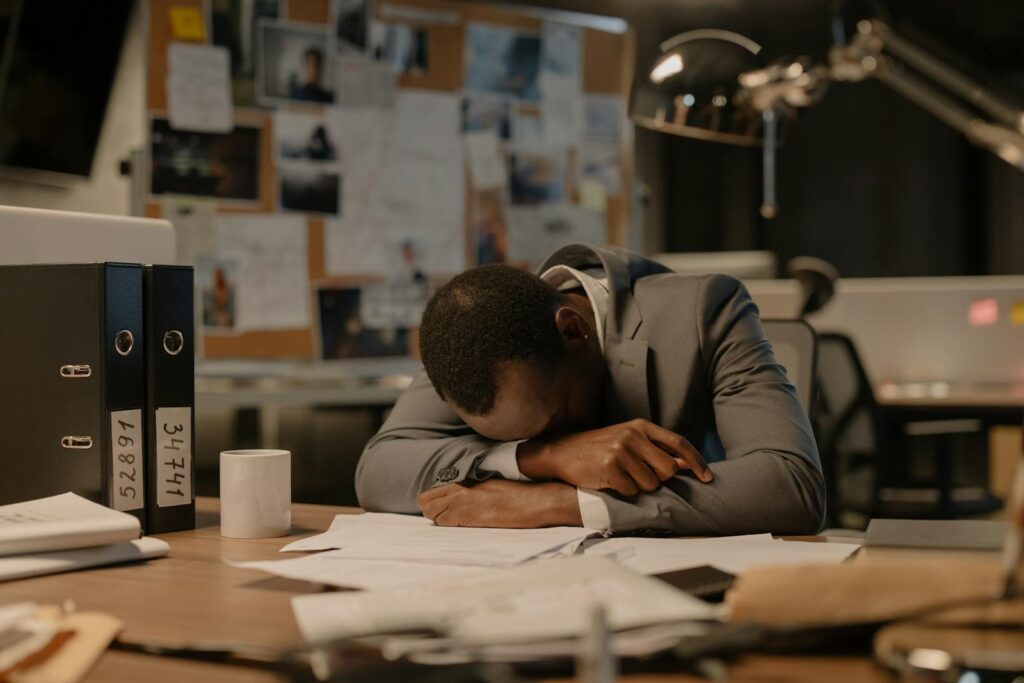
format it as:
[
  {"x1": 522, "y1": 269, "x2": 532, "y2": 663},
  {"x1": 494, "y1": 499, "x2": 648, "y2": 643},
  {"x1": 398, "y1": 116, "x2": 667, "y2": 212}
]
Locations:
[
  {"x1": 370, "y1": 22, "x2": 429, "y2": 75},
  {"x1": 541, "y1": 22, "x2": 582, "y2": 79},
  {"x1": 462, "y1": 96, "x2": 511, "y2": 140},
  {"x1": 211, "y1": 0, "x2": 282, "y2": 106},
  {"x1": 472, "y1": 189, "x2": 508, "y2": 265},
  {"x1": 317, "y1": 287, "x2": 412, "y2": 360},
  {"x1": 195, "y1": 255, "x2": 238, "y2": 331},
  {"x1": 508, "y1": 151, "x2": 565, "y2": 205},
  {"x1": 258, "y1": 20, "x2": 335, "y2": 104},
  {"x1": 332, "y1": 0, "x2": 370, "y2": 53},
  {"x1": 279, "y1": 162, "x2": 342, "y2": 215},
  {"x1": 150, "y1": 118, "x2": 261, "y2": 201},
  {"x1": 275, "y1": 111, "x2": 339, "y2": 161},
  {"x1": 464, "y1": 23, "x2": 541, "y2": 101}
]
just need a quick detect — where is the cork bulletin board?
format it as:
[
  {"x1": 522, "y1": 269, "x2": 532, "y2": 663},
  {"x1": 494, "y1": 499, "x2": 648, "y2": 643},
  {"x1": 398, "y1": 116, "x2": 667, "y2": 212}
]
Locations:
[{"x1": 145, "y1": 0, "x2": 635, "y2": 360}]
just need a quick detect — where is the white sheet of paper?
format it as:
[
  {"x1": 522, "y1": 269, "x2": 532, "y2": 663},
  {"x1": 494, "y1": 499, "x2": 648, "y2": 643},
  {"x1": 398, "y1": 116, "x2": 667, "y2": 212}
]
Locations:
[
  {"x1": 0, "y1": 538, "x2": 169, "y2": 583},
  {"x1": 280, "y1": 512, "x2": 600, "y2": 567},
  {"x1": 542, "y1": 22, "x2": 582, "y2": 79},
  {"x1": 584, "y1": 94, "x2": 626, "y2": 142},
  {"x1": 585, "y1": 535, "x2": 859, "y2": 576},
  {"x1": 359, "y1": 282, "x2": 426, "y2": 328},
  {"x1": 166, "y1": 42, "x2": 233, "y2": 133},
  {"x1": 0, "y1": 493, "x2": 141, "y2": 557},
  {"x1": 540, "y1": 73, "x2": 584, "y2": 148},
  {"x1": 325, "y1": 91, "x2": 465, "y2": 275},
  {"x1": 233, "y1": 553, "x2": 490, "y2": 591},
  {"x1": 163, "y1": 201, "x2": 217, "y2": 266},
  {"x1": 507, "y1": 204, "x2": 606, "y2": 266},
  {"x1": 464, "y1": 130, "x2": 506, "y2": 189},
  {"x1": 291, "y1": 555, "x2": 715, "y2": 646},
  {"x1": 214, "y1": 214, "x2": 310, "y2": 331},
  {"x1": 335, "y1": 57, "x2": 397, "y2": 107}
]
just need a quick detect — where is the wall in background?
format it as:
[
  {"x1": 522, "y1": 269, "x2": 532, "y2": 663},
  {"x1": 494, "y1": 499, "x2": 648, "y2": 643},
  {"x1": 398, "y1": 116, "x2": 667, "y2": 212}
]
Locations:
[{"x1": 0, "y1": 1, "x2": 143, "y2": 216}]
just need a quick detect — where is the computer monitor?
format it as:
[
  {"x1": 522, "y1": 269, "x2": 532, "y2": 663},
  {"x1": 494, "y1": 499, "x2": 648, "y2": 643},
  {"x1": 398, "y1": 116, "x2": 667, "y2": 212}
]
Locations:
[{"x1": 0, "y1": 205, "x2": 175, "y2": 266}]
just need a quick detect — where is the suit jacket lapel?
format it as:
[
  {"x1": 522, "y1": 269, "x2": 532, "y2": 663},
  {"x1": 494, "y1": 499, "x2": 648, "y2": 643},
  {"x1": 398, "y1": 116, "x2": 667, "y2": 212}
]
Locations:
[{"x1": 604, "y1": 338, "x2": 651, "y2": 423}]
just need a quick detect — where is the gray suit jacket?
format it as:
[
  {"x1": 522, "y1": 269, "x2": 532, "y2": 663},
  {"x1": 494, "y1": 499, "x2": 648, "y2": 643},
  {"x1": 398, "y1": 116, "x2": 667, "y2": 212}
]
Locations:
[{"x1": 355, "y1": 244, "x2": 826, "y2": 535}]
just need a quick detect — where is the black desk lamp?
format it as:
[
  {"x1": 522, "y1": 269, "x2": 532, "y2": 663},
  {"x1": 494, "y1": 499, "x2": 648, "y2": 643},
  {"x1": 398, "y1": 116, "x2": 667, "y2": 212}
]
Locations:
[{"x1": 630, "y1": 19, "x2": 1024, "y2": 219}]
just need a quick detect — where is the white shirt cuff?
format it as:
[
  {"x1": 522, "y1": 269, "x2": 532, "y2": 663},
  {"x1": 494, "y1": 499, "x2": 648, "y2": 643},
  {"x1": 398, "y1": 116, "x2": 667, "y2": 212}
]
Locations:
[
  {"x1": 577, "y1": 488, "x2": 611, "y2": 532},
  {"x1": 477, "y1": 440, "x2": 530, "y2": 481}
]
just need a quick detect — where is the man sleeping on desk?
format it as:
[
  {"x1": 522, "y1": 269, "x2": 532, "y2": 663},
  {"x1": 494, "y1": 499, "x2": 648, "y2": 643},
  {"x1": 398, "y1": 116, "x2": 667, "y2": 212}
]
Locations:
[{"x1": 355, "y1": 244, "x2": 825, "y2": 535}]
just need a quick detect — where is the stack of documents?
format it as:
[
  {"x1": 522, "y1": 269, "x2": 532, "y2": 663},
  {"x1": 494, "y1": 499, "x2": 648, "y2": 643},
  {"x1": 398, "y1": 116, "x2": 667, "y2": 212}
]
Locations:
[{"x1": 0, "y1": 493, "x2": 169, "y2": 582}]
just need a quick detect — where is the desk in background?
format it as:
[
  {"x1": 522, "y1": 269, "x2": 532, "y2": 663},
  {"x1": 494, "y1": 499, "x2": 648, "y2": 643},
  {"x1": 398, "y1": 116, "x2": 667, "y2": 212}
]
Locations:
[{"x1": 4, "y1": 497, "x2": 1001, "y2": 683}]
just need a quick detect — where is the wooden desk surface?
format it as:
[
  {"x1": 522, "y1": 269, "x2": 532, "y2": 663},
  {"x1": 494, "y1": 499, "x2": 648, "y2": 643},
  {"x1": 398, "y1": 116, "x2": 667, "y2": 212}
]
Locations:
[{"x1": 2, "y1": 498, "x2": 897, "y2": 683}]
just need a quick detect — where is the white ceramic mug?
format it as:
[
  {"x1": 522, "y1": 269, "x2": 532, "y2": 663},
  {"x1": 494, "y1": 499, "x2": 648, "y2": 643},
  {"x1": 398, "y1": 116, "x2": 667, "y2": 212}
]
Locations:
[{"x1": 220, "y1": 449, "x2": 292, "y2": 539}]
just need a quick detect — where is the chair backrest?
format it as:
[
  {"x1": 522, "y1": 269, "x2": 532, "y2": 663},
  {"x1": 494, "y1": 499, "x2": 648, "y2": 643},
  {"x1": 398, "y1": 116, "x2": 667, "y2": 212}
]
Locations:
[
  {"x1": 762, "y1": 318, "x2": 817, "y2": 415},
  {"x1": 815, "y1": 332, "x2": 879, "y2": 459}
]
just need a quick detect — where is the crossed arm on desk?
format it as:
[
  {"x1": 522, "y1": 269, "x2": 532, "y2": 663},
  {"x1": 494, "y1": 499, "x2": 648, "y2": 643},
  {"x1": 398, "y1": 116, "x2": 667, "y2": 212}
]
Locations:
[{"x1": 355, "y1": 374, "x2": 825, "y2": 536}]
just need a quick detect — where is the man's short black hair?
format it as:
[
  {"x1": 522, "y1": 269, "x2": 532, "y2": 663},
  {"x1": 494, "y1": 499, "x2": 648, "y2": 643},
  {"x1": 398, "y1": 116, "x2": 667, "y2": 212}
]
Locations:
[{"x1": 420, "y1": 265, "x2": 565, "y2": 415}]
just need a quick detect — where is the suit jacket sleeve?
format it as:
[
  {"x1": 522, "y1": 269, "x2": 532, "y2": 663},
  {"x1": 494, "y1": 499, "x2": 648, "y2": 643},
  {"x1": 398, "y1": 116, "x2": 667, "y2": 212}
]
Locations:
[
  {"x1": 355, "y1": 371, "x2": 505, "y2": 513},
  {"x1": 597, "y1": 274, "x2": 827, "y2": 535}
]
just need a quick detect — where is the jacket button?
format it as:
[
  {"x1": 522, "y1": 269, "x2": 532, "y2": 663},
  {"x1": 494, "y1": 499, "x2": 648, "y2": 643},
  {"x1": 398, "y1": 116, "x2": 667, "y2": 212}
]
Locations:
[{"x1": 437, "y1": 466, "x2": 459, "y2": 482}]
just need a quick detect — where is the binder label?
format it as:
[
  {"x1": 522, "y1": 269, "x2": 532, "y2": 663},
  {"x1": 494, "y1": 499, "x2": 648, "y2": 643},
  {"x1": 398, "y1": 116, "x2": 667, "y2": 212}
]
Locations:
[
  {"x1": 110, "y1": 409, "x2": 144, "y2": 512},
  {"x1": 156, "y1": 407, "x2": 193, "y2": 508}
]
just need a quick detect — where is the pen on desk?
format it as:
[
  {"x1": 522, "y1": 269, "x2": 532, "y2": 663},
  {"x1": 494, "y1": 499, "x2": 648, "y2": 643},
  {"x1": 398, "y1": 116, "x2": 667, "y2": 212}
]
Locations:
[{"x1": 1001, "y1": 456, "x2": 1024, "y2": 598}]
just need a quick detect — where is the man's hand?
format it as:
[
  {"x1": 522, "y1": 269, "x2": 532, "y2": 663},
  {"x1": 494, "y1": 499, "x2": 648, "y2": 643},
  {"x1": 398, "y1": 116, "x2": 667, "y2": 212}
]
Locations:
[
  {"x1": 418, "y1": 479, "x2": 582, "y2": 528},
  {"x1": 516, "y1": 418, "x2": 713, "y2": 496}
]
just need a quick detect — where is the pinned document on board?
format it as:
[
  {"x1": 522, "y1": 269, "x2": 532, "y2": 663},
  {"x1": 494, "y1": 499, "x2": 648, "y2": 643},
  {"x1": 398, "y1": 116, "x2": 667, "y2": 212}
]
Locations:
[{"x1": 166, "y1": 43, "x2": 233, "y2": 133}]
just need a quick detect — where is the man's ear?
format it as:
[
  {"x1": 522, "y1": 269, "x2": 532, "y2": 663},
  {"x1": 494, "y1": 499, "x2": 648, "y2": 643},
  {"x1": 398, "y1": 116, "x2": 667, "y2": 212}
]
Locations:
[{"x1": 554, "y1": 306, "x2": 591, "y2": 348}]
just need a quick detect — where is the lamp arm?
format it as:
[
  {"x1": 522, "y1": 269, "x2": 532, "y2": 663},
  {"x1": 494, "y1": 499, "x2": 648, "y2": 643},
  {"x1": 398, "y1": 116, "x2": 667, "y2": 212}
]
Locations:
[
  {"x1": 867, "y1": 20, "x2": 1023, "y2": 133},
  {"x1": 831, "y1": 19, "x2": 1024, "y2": 170}
]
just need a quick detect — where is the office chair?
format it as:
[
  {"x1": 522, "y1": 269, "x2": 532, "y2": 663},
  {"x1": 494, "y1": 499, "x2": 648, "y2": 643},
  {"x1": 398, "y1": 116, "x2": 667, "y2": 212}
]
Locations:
[
  {"x1": 787, "y1": 257, "x2": 839, "y2": 317},
  {"x1": 814, "y1": 333, "x2": 1002, "y2": 525},
  {"x1": 762, "y1": 319, "x2": 817, "y2": 416}
]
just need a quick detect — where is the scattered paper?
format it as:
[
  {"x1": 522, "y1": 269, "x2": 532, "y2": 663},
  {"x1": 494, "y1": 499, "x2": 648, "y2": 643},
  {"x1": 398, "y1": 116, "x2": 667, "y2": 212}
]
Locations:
[
  {"x1": 214, "y1": 215, "x2": 311, "y2": 331},
  {"x1": 464, "y1": 130, "x2": 506, "y2": 190},
  {"x1": 233, "y1": 553, "x2": 489, "y2": 591},
  {"x1": 280, "y1": 513, "x2": 600, "y2": 567},
  {"x1": 507, "y1": 204, "x2": 605, "y2": 265},
  {"x1": 291, "y1": 556, "x2": 715, "y2": 646},
  {"x1": 585, "y1": 535, "x2": 860, "y2": 576},
  {"x1": 166, "y1": 42, "x2": 233, "y2": 133}
]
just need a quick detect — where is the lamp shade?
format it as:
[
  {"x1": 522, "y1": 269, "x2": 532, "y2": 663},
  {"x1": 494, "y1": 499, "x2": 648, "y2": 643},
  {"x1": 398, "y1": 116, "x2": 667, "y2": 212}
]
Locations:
[{"x1": 629, "y1": 29, "x2": 770, "y2": 146}]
